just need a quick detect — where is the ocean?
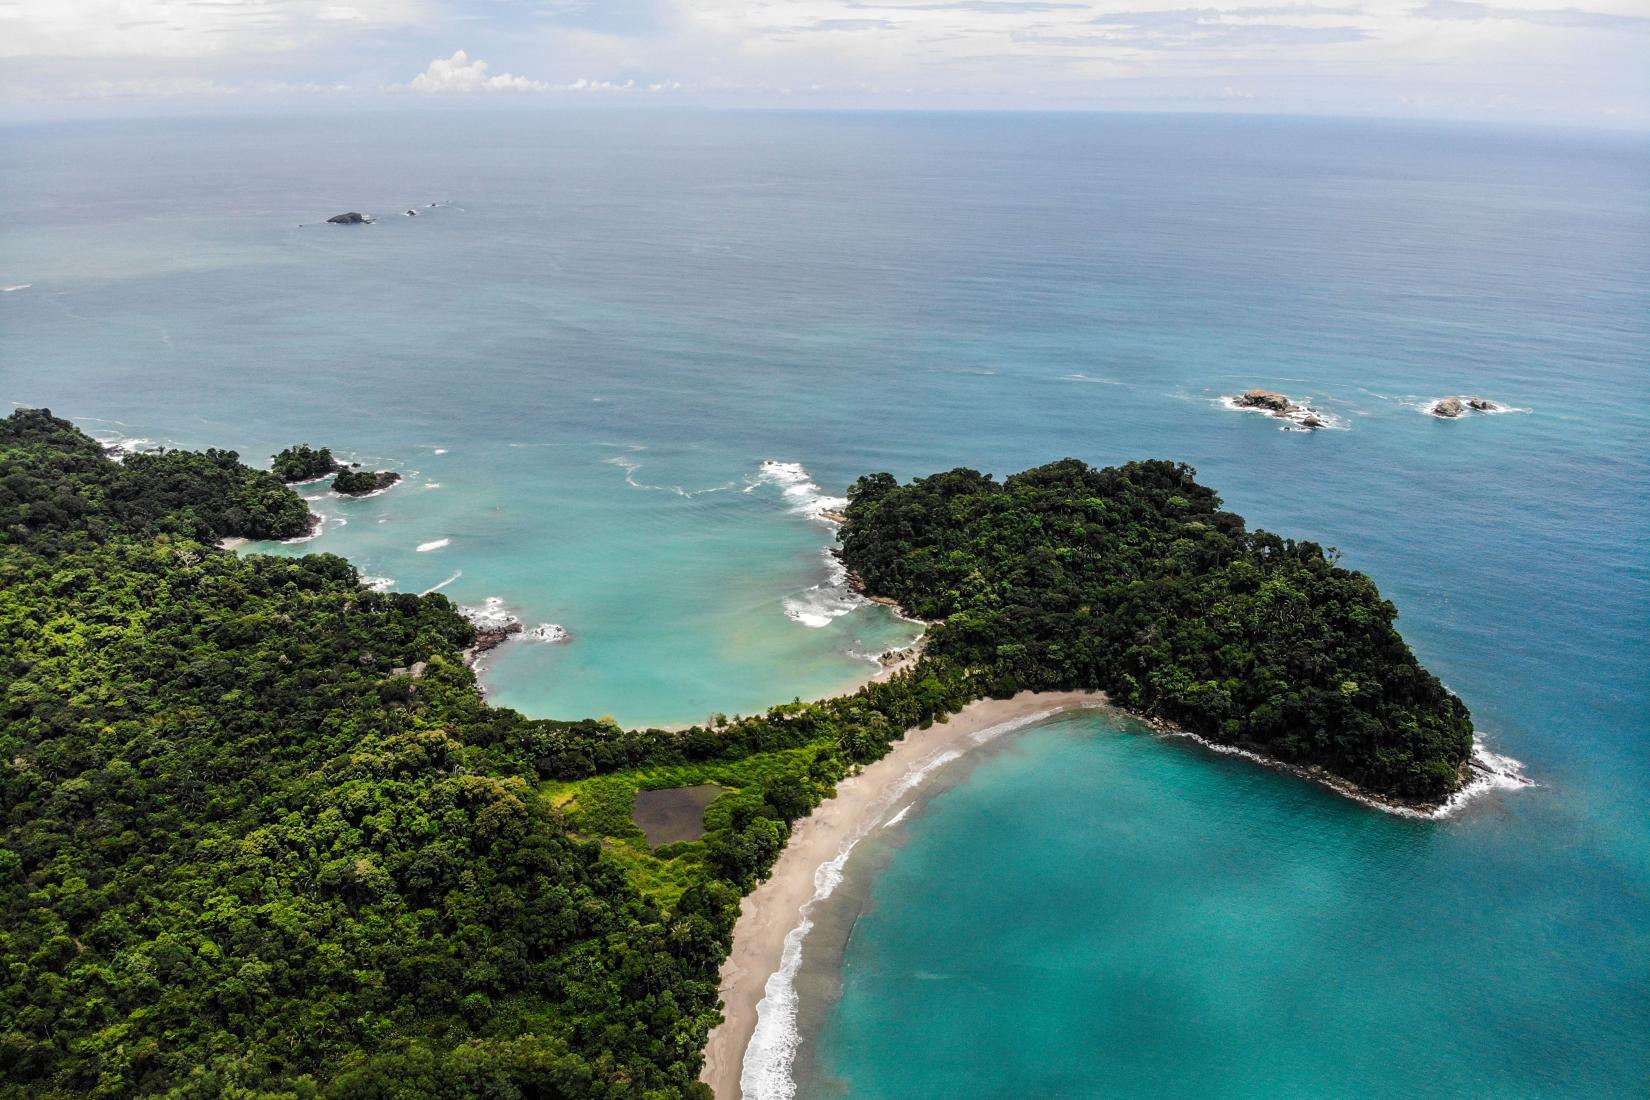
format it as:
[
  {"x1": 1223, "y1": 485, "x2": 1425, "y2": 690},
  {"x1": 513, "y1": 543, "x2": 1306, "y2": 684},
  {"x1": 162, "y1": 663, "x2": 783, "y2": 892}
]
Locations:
[{"x1": 3, "y1": 109, "x2": 1646, "y2": 1096}]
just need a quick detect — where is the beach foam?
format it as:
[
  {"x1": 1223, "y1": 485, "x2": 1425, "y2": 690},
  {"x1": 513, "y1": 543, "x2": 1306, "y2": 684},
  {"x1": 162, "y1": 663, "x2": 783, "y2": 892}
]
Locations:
[
  {"x1": 782, "y1": 549, "x2": 865, "y2": 628},
  {"x1": 361, "y1": 575, "x2": 395, "y2": 592},
  {"x1": 416, "y1": 537, "x2": 451, "y2": 552},
  {"x1": 740, "y1": 703, "x2": 1095, "y2": 1100}
]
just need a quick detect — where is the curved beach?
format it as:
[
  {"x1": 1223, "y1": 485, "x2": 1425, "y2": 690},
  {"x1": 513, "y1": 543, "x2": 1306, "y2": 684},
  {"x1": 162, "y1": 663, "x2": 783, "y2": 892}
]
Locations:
[{"x1": 700, "y1": 689, "x2": 1107, "y2": 1100}]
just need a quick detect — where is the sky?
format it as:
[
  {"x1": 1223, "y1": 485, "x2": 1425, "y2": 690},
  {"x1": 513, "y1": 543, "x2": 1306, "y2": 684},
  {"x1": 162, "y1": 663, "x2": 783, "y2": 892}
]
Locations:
[{"x1": 0, "y1": 0, "x2": 1647, "y2": 127}]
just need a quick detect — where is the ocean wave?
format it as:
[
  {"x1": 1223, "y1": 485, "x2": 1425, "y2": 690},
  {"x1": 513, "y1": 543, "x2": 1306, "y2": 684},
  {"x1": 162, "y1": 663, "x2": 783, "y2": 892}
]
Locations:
[
  {"x1": 746, "y1": 459, "x2": 849, "y2": 522},
  {"x1": 416, "y1": 537, "x2": 450, "y2": 552},
  {"x1": 423, "y1": 482, "x2": 442, "y2": 489},
  {"x1": 433, "y1": 448, "x2": 448, "y2": 455},
  {"x1": 525, "y1": 623, "x2": 571, "y2": 643},
  {"x1": 93, "y1": 432, "x2": 163, "y2": 462},
  {"x1": 1, "y1": 284, "x2": 31, "y2": 293},
  {"x1": 1061, "y1": 372, "x2": 1125, "y2": 385},
  {"x1": 883, "y1": 805, "x2": 912, "y2": 828},
  {"x1": 460, "y1": 596, "x2": 517, "y2": 631},
  {"x1": 603, "y1": 455, "x2": 736, "y2": 498},
  {"x1": 361, "y1": 575, "x2": 395, "y2": 592},
  {"x1": 1430, "y1": 741, "x2": 1535, "y2": 817},
  {"x1": 782, "y1": 550, "x2": 865, "y2": 628},
  {"x1": 421, "y1": 570, "x2": 462, "y2": 594},
  {"x1": 281, "y1": 514, "x2": 329, "y2": 544}
]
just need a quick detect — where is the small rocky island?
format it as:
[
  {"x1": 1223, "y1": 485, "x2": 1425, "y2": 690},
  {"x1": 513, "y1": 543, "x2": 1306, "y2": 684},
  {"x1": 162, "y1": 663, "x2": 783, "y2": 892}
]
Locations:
[
  {"x1": 326, "y1": 212, "x2": 371, "y2": 225},
  {"x1": 1231, "y1": 388, "x2": 1327, "y2": 429},
  {"x1": 331, "y1": 467, "x2": 401, "y2": 495},
  {"x1": 271, "y1": 444, "x2": 342, "y2": 482},
  {"x1": 1430, "y1": 396, "x2": 1502, "y2": 418}
]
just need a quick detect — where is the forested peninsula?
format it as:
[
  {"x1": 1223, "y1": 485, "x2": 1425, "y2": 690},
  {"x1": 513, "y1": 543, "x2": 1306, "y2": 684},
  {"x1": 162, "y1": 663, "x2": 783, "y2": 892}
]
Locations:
[{"x1": 0, "y1": 410, "x2": 1471, "y2": 1098}]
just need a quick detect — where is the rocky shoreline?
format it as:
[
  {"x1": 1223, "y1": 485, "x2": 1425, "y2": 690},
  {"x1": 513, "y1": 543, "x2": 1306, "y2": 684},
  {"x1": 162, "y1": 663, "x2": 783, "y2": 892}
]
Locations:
[{"x1": 845, "y1": 572, "x2": 1523, "y2": 817}]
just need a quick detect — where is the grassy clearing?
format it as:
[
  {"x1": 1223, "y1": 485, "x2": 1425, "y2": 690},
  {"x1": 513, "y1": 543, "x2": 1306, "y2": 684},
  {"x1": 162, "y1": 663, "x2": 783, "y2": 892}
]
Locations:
[{"x1": 540, "y1": 743, "x2": 832, "y2": 905}]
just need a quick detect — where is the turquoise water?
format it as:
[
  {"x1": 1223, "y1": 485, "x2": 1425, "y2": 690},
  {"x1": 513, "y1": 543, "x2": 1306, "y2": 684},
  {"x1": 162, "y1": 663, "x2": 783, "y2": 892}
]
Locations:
[{"x1": 2, "y1": 111, "x2": 1645, "y2": 1094}]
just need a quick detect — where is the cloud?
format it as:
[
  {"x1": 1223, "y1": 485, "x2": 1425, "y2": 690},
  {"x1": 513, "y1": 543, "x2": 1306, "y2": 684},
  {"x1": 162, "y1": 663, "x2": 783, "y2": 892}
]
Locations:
[
  {"x1": 808, "y1": 18, "x2": 903, "y2": 31},
  {"x1": 1412, "y1": 0, "x2": 1650, "y2": 27},
  {"x1": 1083, "y1": 8, "x2": 1370, "y2": 45},
  {"x1": 862, "y1": 1, "x2": 1091, "y2": 10},
  {"x1": 409, "y1": 50, "x2": 550, "y2": 92}
]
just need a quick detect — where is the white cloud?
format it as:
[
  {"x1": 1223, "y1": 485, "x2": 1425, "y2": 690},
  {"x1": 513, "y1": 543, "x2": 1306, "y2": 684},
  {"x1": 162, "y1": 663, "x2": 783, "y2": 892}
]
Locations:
[
  {"x1": 409, "y1": 50, "x2": 551, "y2": 92},
  {"x1": 0, "y1": 0, "x2": 423, "y2": 59}
]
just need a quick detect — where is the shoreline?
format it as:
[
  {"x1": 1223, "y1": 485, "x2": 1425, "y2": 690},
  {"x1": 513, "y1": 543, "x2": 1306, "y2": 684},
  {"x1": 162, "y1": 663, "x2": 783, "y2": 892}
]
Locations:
[
  {"x1": 700, "y1": 689, "x2": 1107, "y2": 1100},
  {"x1": 699, "y1": 695, "x2": 1534, "y2": 1100}
]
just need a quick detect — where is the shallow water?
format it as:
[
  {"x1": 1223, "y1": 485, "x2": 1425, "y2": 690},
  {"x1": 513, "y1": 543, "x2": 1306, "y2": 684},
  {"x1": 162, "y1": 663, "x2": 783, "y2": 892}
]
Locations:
[{"x1": 2, "y1": 109, "x2": 1645, "y2": 1095}]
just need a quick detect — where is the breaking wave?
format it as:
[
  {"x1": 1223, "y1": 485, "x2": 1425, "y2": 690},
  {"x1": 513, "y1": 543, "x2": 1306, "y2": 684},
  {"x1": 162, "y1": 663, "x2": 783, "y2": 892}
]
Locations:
[
  {"x1": 782, "y1": 550, "x2": 864, "y2": 628},
  {"x1": 746, "y1": 460, "x2": 847, "y2": 522}
]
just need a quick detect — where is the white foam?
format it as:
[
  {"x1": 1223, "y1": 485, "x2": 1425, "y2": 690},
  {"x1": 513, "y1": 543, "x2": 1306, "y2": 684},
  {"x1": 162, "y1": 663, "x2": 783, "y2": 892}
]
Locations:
[
  {"x1": 741, "y1": 705, "x2": 1083, "y2": 1100},
  {"x1": 883, "y1": 805, "x2": 912, "y2": 828},
  {"x1": 416, "y1": 538, "x2": 450, "y2": 552},
  {"x1": 1, "y1": 284, "x2": 31, "y2": 293},
  {"x1": 281, "y1": 515, "x2": 327, "y2": 544},
  {"x1": 1061, "y1": 372, "x2": 1124, "y2": 385},
  {"x1": 460, "y1": 596, "x2": 518, "y2": 631},
  {"x1": 420, "y1": 570, "x2": 462, "y2": 594},
  {"x1": 603, "y1": 455, "x2": 735, "y2": 498},
  {"x1": 349, "y1": 480, "x2": 400, "y2": 499},
  {"x1": 1430, "y1": 741, "x2": 1536, "y2": 818},
  {"x1": 433, "y1": 447, "x2": 448, "y2": 455},
  {"x1": 95, "y1": 433, "x2": 162, "y2": 462},
  {"x1": 525, "y1": 623, "x2": 571, "y2": 643},
  {"x1": 361, "y1": 575, "x2": 395, "y2": 592},
  {"x1": 1413, "y1": 396, "x2": 1531, "y2": 418},
  {"x1": 423, "y1": 482, "x2": 442, "y2": 489},
  {"x1": 782, "y1": 549, "x2": 865, "y2": 628},
  {"x1": 1155, "y1": 724, "x2": 1533, "y2": 820},
  {"x1": 746, "y1": 460, "x2": 848, "y2": 522}
]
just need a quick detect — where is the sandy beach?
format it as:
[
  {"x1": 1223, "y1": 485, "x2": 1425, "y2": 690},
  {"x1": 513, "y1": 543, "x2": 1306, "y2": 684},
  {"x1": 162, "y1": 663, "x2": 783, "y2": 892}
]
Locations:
[{"x1": 700, "y1": 689, "x2": 1107, "y2": 1100}]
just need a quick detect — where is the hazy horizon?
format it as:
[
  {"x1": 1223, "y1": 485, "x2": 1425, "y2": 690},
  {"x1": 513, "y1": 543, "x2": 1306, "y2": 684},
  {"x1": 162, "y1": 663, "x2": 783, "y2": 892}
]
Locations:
[{"x1": 3, "y1": 0, "x2": 1647, "y2": 130}]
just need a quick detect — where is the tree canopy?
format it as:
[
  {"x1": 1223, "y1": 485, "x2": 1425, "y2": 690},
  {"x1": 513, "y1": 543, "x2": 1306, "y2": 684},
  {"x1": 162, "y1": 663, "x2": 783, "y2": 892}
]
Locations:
[
  {"x1": 0, "y1": 414, "x2": 1472, "y2": 1098},
  {"x1": 838, "y1": 458, "x2": 1473, "y2": 797}
]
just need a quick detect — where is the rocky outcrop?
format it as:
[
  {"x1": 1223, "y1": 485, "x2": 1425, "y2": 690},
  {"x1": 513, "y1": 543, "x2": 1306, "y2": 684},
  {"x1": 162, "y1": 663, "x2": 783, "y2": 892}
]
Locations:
[
  {"x1": 1431, "y1": 396, "x2": 1503, "y2": 418},
  {"x1": 470, "y1": 621, "x2": 523, "y2": 658},
  {"x1": 404, "y1": 209, "x2": 418, "y2": 217},
  {"x1": 327, "y1": 212, "x2": 371, "y2": 225},
  {"x1": 1228, "y1": 388, "x2": 1331, "y2": 430},
  {"x1": 1235, "y1": 388, "x2": 1293, "y2": 413}
]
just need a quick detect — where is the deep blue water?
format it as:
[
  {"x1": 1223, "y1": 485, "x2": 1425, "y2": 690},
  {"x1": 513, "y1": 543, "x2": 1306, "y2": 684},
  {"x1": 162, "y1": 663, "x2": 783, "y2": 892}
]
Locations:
[{"x1": 2, "y1": 110, "x2": 1646, "y2": 1096}]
